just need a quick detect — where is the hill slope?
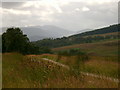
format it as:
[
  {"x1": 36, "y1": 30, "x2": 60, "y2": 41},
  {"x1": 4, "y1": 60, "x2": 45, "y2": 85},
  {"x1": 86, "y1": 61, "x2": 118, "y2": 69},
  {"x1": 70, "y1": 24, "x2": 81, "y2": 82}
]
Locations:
[
  {"x1": 52, "y1": 39, "x2": 119, "y2": 57},
  {"x1": 71, "y1": 24, "x2": 119, "y2": 38},
  {"x1": 33, "y1": 24, "x2": 119, "y2": 48}
]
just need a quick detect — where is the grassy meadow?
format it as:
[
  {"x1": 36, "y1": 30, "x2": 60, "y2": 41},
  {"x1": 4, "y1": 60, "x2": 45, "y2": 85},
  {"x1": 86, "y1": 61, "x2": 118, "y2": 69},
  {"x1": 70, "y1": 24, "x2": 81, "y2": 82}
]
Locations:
[
  {"x1": 34, "y1": 54, "x2": 118, "y2": 78},
  {"x1": 3, "y1": 54, "x2": 118, "y2": 87},
  {"x1": 2, "y1": 39, "x2": 119, "y2": 88}
]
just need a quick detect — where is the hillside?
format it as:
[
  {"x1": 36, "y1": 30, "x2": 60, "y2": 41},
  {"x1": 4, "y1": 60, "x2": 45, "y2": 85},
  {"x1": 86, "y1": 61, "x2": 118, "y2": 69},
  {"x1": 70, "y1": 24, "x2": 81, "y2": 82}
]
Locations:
[
  {"x1": 52, "y1": 39, "x2": 119, "y2": 57},
  {"x1": 33, "y1": 24, "x2": 119, "y2": 48},
  {"x1": 70, "y1": 24, "x2": 119, "y2": 38}
]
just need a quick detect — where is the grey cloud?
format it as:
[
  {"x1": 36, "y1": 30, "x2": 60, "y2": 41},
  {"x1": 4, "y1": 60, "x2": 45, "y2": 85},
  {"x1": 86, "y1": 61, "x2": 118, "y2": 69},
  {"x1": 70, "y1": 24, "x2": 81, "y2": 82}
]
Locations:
[
  {"x1": 51, "y1": 2, "x2": 118, "y2": 30},
  {"x1": 1, "y1": 2, "x2": 24, "y2": 9},
  {"x1": 1, "y1": 1, "x2": 118, "y2": 31},
  {"x1": 118, "y1": 2, "x2": 120, "y2": 24}
]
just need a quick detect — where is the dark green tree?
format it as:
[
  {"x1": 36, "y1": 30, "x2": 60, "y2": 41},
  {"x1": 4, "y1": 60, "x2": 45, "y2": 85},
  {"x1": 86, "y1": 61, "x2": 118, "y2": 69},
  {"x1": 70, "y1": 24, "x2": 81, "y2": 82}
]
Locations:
[
  {"x1": 2, "y1": 27, "x2": 51, "y2": 55},
  {"x1": 2, "y1": 27, "x2": 29, "y2": 53}
]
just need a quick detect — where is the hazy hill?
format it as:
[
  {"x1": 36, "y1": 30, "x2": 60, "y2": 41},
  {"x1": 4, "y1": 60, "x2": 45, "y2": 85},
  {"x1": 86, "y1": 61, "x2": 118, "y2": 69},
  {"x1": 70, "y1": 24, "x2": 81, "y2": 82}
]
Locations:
[
  {"x1": 2, "y1": 25, "x2": 75, "y2": 41},
  {"x1": 1, "y1": 24, "x2": 119, "y2": 42}
]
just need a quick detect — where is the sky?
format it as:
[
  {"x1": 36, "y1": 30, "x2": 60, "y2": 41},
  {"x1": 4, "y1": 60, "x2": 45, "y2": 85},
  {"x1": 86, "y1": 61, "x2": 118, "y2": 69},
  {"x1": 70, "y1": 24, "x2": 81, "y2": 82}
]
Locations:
[{"x1": 0, "y1": 0, "x2": 119, "y2": 31}]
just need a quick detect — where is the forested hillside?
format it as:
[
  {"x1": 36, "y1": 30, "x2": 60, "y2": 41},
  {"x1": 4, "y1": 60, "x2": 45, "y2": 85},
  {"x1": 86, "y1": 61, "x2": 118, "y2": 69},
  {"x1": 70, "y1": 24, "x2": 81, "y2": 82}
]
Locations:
[
  {"x1": 33, "y1": 24, "x2": 119, "y2": 48},
  {"x1": 71, "y1": 24, "x2": 119, "y2": 37}
]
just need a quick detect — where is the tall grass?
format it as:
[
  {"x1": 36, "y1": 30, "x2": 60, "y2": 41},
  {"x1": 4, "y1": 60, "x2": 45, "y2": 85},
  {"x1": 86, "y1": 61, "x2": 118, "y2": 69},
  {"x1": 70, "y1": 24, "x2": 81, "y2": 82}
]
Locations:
[
  {"x1": 38, "y1": 53, "x2": 118, "y2": 78},
  {"x1": 56, "y1": 49, "x2": 89, "y2": 77},
  {"x1": 3, "y1": 53, "x2": 70, "y2": 88},
  {"x1": 2, "y1": 53, "x2": 118, "y2": 88}
]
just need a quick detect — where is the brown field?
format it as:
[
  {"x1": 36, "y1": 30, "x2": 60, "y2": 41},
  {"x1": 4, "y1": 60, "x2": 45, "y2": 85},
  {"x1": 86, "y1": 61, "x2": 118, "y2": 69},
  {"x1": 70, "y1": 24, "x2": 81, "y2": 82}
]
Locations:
[{"x1": 52, "y1": 40, "x2": 119, "y2": 57}]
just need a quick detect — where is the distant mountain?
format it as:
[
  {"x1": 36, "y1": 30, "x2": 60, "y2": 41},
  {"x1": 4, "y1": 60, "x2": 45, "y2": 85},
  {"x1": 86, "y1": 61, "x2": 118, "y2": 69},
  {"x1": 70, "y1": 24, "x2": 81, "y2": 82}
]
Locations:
[{"x1": 2, "y1": 25, "x2": 75, "y2": 41}]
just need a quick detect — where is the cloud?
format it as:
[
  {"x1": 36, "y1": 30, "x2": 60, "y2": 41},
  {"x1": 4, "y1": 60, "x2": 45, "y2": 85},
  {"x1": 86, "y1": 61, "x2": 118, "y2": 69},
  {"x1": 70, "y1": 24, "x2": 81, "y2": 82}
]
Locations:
[
  {"x1": 2, "y1": 8, "x2": 31, "y2": 15},
  {"x1": 22, "y1": 1, "x2": 63, "y2": 13},
  {"x1": 51, "y1": 1, "x2": 118, "y2": 30},
  {"x1": 1, "y1": 0, "x2": 118, "y2": 31},
  {"x1": 1, "y1": 2, "x2": 24, "y2": 9},
  {"x1": 82, "y1": 7, "x2": 90, "y2": 11},
  {"x1": 75, "y1": 8, "x2": 80, "y2": 11}
]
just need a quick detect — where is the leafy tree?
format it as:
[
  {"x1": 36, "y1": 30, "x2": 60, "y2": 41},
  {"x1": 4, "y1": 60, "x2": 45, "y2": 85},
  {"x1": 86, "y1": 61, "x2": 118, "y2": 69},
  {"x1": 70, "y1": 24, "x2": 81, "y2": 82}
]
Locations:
[{"x1": 2, "y1": 27, "x2": 29, "y2": 53}]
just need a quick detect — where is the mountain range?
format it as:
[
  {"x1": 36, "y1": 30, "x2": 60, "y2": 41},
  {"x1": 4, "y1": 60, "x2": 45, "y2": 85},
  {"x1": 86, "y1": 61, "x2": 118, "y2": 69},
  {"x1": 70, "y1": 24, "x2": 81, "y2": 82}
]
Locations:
[{"x1": 2, "y1": 25, "x2": 76, "y2": 41}]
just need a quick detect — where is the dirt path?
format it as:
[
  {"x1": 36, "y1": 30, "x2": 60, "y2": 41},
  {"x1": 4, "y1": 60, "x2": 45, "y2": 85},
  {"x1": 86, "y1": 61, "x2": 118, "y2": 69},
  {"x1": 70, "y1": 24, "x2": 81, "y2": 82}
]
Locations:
[{"x1": 30, "y1": 57, "x2": 119, "y2": 83}]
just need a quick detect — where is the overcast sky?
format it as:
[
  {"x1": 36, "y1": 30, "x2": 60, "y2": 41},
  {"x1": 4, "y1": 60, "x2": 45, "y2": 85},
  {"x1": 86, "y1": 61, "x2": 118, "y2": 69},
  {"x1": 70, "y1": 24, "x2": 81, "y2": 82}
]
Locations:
[{"x1": 0, "y1": 0, "x2": 119, "y2": 31}]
